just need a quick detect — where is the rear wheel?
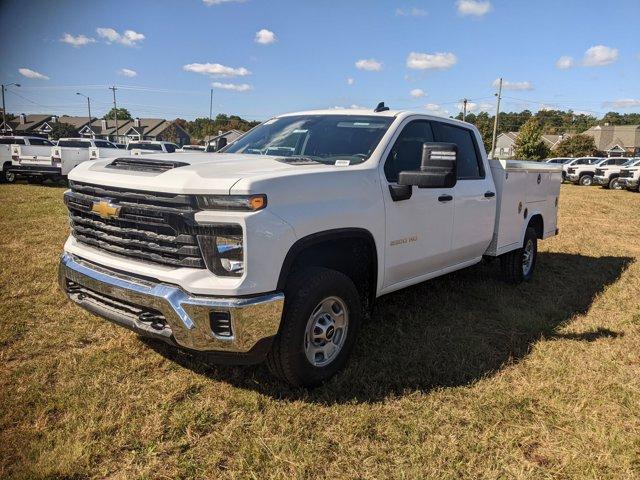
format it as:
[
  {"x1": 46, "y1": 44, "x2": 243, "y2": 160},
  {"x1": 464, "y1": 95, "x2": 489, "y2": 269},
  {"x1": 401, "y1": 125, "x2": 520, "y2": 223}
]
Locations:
[
  {"x1": 266, "y1": 267, "x2": 361, "y2": 387},
  {"x1": 500, "y1": 227, "x2": 538, "y2": 284},
  {"x1": 579, "y1": 174, "x2": 593, "y2": 186},
  {"x1": 608, "y1": 177, "x2": 622, "y2": 190}
]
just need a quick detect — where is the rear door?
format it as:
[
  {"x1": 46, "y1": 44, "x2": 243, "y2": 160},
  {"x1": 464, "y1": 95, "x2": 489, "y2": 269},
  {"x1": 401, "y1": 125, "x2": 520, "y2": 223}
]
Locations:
[
  {"x1": 432, "y1": 121, "x2": 496, "y2": 262},
  {"x1": 381, "y1": 118, "x2": 455, "y2": 287}
]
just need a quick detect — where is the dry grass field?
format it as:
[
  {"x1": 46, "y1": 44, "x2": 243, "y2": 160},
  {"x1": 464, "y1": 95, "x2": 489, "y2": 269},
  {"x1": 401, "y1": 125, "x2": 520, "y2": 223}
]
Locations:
[{"x1": 1, "y1": 181, "x2": 639, "y2": 479}]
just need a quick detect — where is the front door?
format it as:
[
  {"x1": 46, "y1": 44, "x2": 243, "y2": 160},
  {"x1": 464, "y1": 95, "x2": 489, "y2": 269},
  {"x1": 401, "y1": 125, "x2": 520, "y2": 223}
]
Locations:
[{"x1": 381, "y1": 119, "x2": 455, "y2": 287}]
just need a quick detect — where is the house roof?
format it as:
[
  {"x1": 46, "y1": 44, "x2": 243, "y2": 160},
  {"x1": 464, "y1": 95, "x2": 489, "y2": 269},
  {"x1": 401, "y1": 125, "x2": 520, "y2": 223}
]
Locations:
[
  {"x1": 583, "y1": 124, "x2": 640, "y2": 151},
  {"x1": 53, "y1": 116, "x2": 95, "y2": 129},
  {"x1": 204, "y1": 129, "x2": 244, "y2": 144},
  {"x1": 12, "y1": 114, "x2": 53, "y2": 132},
  {"x1": 86, "y1": 118, "x2": 133, "y2": 135}
]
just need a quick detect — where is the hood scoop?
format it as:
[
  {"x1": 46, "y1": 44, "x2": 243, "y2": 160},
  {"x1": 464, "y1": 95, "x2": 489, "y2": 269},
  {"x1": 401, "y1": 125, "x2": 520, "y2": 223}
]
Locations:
[{"x1": 105, "y1": 157, "x2": 190, "y2": 173}]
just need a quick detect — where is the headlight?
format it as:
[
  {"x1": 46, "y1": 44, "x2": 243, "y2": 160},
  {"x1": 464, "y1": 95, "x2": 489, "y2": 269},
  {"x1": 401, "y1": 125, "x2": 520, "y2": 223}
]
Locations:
[
  {"x1": 196, "y1": 194, "x2": 266, "y2": 211},
  {"x1": 197, "y1": 225, "x2": 244, "y2": 277}
]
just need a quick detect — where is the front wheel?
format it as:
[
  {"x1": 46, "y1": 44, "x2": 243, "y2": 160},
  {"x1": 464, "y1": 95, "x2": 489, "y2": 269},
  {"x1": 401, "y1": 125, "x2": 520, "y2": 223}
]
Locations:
[
  {"x1": 1, "y1": 169, "x2": 16, "y2": 183},
  {"x1": 500, "y1": 227, "x2": 538, "y2": 284},
  {"x1": 266, "y1": 267, "x2": 361, "y2": 387},
  {"x1": 609, "y1": 177, "x2": 622, "y2": 190},
  {"x1": 579, "y1": 175, "x2": 593, "y2": 186}
]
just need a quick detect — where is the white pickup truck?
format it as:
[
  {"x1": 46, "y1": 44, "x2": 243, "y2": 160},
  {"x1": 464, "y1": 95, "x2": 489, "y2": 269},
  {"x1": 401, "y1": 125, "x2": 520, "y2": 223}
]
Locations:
[
  {"x1": 58, "y1": 108, "x2": 561, "y2": 387},
  {"x1": 10, "y1": 138, "x2": 121, "y2": 182},
  {"x1": 563, "y1": 157, "x2": 607, "y2": 186},
  {"x1": 618, "y1": 161, "x2": 640, "y2": 191},
  {"x1": 594, "y1": 158, "x2": 640, "y2": 189},
  {"x1": 126, "y1": 141, "x2": 180, "y2": 156},
  {"x1": 0, "y1": 135, "x2": 56, "y2": 183}
]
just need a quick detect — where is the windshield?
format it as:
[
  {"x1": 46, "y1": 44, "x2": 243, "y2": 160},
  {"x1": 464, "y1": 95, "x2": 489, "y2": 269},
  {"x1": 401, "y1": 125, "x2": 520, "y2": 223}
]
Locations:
[
  {"x1": 127, "y1": 142, "x2": 162, "y2": 151},
  {"x1": 623, "y1": 159, "x2": 640, "y2": 167},
  {"x1": 223, "y1": 114, "x2": 394, "y2": 164}
]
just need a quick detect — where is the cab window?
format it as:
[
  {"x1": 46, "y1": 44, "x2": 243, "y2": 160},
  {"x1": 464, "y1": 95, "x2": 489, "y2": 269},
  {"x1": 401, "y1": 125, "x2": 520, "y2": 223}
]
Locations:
[
  {"x1": 384, "y1": 120, "x2": 433, "y2": 183},
  {"x1": 432, "y1": 122, "x2": 484, "y2": 179}
]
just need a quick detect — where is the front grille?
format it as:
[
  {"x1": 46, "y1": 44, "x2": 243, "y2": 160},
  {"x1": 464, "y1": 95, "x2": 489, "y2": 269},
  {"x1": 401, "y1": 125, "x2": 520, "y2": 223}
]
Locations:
[
  {"x1": 619, "y1": 170, "x2": 633, "y2": 178},
  {"x1": 64, "y1": 181, "x2": 207, "y2": 268},
  {"x1": 66, "y1": 280, "x2": 171, "y2": 333},
  {"x1": 595, "y1": 168, "x2": 604, "y2": 176},
  {"x1": 567, "y1": 168, "x2": 576, "y2": 174}
]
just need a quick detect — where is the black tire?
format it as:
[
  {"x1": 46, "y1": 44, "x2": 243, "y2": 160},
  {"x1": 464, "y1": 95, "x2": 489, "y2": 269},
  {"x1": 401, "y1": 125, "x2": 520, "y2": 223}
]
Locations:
[
  {"x1": 608, "y1": 177, "x2": 622, "y2": 190},
  {"x1": 500, "y1": 227, "x2": 538, "y2": 284},
  {"x1": 266, "y1": 267, "x2": 361, "y2": 387},
  {"x1": 1, "y1": 169, "x2": 16, "y2": 184},
  {"x1": 578, "y1": 174, "x2": 593, "y2": 186}
]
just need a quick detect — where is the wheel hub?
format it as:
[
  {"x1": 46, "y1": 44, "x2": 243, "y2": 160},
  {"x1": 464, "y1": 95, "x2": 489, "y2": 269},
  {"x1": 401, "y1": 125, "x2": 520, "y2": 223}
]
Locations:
[
  {"x1": 304, "y1": 296, "x2": 349, "y2": 367},
  {"x1": 522, "y1": 239, "x2": 534, "y2": 276}
]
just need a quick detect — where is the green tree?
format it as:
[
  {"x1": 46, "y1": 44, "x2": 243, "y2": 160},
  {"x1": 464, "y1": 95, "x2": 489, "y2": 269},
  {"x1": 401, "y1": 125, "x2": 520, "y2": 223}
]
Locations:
[
  {"x1": 49, "y1": 122, "x2": 78, "y2": 140},
  {"x1": 103, "y1": 108, "x2": 132, "y2": 121},
  {"x1": 514, "y1": 119, "x2": 549, "y2": 160},
  {"x1": 554, "y1": 134, "x2": 596, "y2": 158}
]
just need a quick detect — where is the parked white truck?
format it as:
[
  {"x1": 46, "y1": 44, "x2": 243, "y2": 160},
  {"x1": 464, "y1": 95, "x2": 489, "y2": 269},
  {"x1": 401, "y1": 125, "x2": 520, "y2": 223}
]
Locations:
[
  {"x1": 0, "y1": 135, "x2": 56, "y2": 183},
  {"x1": 617, "y1": 161, "x2": 640, "y2": 191},
  {"x1": 126, "y1": 140, "x2": 180, "y2": 155},
  {"x1": 58, "y1": 107, "x2": 562, "y2": 386},
  {"x1": 594, "y1": 158, "x2": 640, "y2": 189}
]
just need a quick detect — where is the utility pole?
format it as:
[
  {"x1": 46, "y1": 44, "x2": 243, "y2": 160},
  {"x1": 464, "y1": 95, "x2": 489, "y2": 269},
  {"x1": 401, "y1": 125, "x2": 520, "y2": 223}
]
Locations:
[
  {"x1": 462, "y1": 98, "x2": 468, "y2": 122},
  {"x1": 109, "y1": 86, "x2": 119, "y2": 142},
  {"x1": 490, "y1": 78, "x2": 503, "y2": 159},
  {"x1": 76, "y1": 92, "x2": 93, "y2": 138},
  {"x1": 1, "y1": 83, "x2": 20, "y2": 134},
  {"x1": 209, "y1": 88, "x2": 213, "y2": 122}
]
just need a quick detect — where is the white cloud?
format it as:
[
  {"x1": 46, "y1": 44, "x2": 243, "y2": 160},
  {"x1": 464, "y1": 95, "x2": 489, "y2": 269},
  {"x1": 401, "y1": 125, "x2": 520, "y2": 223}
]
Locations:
[
  {"x1": 183, "y1": 62, "x2": 251, "y2": 77},
  {"x1": 556, "y1": 56, "x2": 574, "y2": 69},
  {"x1": 456, "y1": 0, "x2": 491, "y2": 16},
  {"x1": 118, "y1": 68, "x2": 137, "y2": 78},
  {"x1": 410, "y1": 88, "x2": 426, "y2": 98},
  {"x1": 18, "y1": 68, "x2": 49, "y2": 80},
  {"x1": 458, "y1": 101, "x2": 478, "y2": 112},
  {"x1": 493, "y1": 78, "x2": 533, "y2": 91},
  {"x1": 255, "y1": 29, "x2": 276, "y2": 45},
  {"x1": 602, "y1": 99, "x2": 640, "y2": 109},
  {"x1": 406, "y1": 52, "x2": 457, "y2": 70},
  {"x1": 96, "y1": 28, "x2": 145, "y2": 47},
  {"x1": 355, "y1": 58, "x2": 383, "y2": 71},
  {"x1": 424, "y1": 103, "x2": 449, "y2": 117},
  {"x1": 396, "y1": 7, "x2": 427, "y2": 16},
  {"x1": 60, "y1": 33, "x2": 95, "y2": 47},
  {"x1": 582, "y1": 45, "x2": 618, "y2": 67},
  {"x1": 212, "y1": 81, "x2": 253, "y2": 92},
  {"x1": 203, "y1": 0, "x2": 245, "y2": 4},
  {"x1": 347, "y1": 77, "x2": 355, "y2": 85}
]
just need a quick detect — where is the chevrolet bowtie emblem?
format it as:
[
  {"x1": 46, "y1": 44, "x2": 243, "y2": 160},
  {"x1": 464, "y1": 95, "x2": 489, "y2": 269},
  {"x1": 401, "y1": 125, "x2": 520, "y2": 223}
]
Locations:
[{"x1": 91, "y1": 199, "x2": 121, "y2": 219}]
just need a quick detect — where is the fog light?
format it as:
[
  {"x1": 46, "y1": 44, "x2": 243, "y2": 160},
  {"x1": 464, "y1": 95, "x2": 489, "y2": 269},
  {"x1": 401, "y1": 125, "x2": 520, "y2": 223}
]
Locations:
[{"x1": 210, "y1": 311, "x2": 232, "y2": 337}]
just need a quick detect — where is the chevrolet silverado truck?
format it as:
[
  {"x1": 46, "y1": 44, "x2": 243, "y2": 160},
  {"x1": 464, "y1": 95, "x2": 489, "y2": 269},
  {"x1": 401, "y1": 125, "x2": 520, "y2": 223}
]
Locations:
[
  {"x1": 564, "y1": 157, "x2": 607, "y2": 186},
  {"x1": 594, "y1": 158, "x2": 640, "y2": 189},
  {"x1": 1, "y1": 135, "x2": 56, "y2": 183},
  {"x1": 58, "y1": 107, "x2": 561, "y2": 387},
  {"x1": 618, "y1": 162, "x2": 640, "y2": 191}
]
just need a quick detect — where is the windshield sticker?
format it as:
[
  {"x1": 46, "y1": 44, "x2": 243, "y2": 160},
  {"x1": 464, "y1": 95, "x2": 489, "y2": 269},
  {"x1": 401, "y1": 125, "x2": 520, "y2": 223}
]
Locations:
[{"x1": 334, "y1": 160, "x2": 351, "y2": 167}]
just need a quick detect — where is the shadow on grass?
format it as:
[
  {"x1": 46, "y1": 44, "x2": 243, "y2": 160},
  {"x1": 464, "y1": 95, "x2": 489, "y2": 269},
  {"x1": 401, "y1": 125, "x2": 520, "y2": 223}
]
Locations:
[{"x1": 144, "y1": 252, "x2": 632, "y2": 403}]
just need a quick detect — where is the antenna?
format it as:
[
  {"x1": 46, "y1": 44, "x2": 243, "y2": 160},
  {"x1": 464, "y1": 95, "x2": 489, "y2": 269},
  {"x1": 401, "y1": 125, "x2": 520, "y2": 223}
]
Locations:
[{"x1": 374, "y1": 102, "x2": 390, "y2": 113}]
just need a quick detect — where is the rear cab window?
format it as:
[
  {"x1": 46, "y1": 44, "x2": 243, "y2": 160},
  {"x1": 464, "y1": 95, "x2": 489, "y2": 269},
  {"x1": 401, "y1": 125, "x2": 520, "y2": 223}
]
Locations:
[{"x1": 432, "y1": 121, "x2": 484, "y2": 179}]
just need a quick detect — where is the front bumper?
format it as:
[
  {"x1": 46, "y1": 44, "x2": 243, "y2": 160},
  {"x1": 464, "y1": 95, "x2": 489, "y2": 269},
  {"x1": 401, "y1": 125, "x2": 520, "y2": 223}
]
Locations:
[
  {"x1": 566, "y1": 174, "x2": 579, "y2": 183},
  {"x1": 58, "y1": 253, "x2": 284, "y2": 362},
  {"x1": 593, "y1": 175, "x2": 609, "y2": 185},
  {"x1": 618, "y1": 178, "x2": 639, "y2": 189}
]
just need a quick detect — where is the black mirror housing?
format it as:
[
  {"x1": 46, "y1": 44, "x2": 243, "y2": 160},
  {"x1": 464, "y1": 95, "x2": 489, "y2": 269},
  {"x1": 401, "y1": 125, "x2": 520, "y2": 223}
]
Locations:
[{"x1": 398, "y1": 142, "x2": 457, "y2": 188}]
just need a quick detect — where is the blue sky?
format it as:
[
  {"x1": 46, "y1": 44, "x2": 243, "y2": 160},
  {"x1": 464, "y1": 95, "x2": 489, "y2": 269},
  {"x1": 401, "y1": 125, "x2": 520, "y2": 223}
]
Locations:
[{"x1": 1, "y1": 0, "x2": 639, "y2": 121}]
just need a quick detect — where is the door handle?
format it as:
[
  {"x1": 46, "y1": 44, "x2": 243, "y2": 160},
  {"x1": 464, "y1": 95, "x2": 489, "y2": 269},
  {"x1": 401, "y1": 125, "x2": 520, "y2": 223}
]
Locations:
[
  {"x1": 484, "y1": 191, "x2": 496, "y2": 198},
  {"x1": 438, "y1": 194, "x2": 453, "y2": 202}
]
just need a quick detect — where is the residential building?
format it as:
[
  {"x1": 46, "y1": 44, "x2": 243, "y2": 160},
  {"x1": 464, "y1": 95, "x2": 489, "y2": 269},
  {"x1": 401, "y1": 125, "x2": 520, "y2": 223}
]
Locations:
[
  {"x1": 582, "y1": 124, "x2": 640, "y2": 157},
  {"x1": 0, "y1": 113, "x2": 52, "y2": 136},
  {"x1": 204, "y1": 129, "x2": 244, "y2": 151},
  {"x1": 32, "y1": 115, "x2": 94, "y2": 138},
  {"x1": 494, "y1": 131, "x2": 569, "y2": 159},
  {"x1": 79, "y1": 117, "x2": 190, "y2": 145}
]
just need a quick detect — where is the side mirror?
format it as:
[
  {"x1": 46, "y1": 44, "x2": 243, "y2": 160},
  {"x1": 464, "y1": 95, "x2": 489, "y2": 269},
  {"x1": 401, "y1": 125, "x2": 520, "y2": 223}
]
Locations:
[
  {"x1": 398, "y1": 142, "x2": 457, "y2": 188},
  {"x1": 217, "y1": 137, "x2": 228, "y2": 150}
]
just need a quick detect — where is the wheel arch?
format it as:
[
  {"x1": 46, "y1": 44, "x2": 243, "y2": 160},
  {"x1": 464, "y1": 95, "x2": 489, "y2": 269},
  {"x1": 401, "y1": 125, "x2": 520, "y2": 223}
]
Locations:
[{"x1": 277, "y1": 228, "x2": 378, "y2": 312}]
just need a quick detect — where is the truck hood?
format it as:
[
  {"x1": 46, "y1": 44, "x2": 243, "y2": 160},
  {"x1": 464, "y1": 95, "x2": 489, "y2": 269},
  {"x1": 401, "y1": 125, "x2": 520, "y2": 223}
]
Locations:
[{"x1": 68, "y1": 152, "x2": 338, "y2": 194}]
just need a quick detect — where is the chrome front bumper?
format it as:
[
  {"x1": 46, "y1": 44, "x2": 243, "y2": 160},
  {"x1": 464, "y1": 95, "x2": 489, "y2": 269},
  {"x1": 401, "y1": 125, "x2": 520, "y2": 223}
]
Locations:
[
  {"x1": 593, "y1": 175, "x2": 608, "y2": 185},
  {"x1": 566, "y1": 174, "x2": 579, "y2": 182},
  {"x1": 618, "y1": 178, "x2": 638, "y2": 188},
  {"x1": 58, "y1": 253, "x2": 284, "y2": 358}
]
